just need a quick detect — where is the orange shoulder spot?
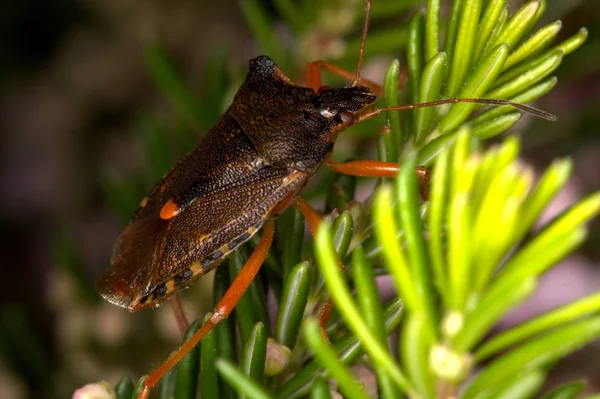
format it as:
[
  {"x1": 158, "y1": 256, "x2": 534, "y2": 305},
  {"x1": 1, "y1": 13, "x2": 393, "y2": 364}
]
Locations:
[{"x1": 160, "y1": 199, "x2": 180, "y2": 220}]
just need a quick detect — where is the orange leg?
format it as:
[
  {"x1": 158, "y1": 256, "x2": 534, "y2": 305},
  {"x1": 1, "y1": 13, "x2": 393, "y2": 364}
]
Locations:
[
  {"x1": 170, "y1": 293, "x2": 189, "y2": 338},
  {"x1": 138, "y1": 221, "x2": 275, "y2": 399},
  {"x1": 306, "y1": 61, "x2": 384, "y2": 96},
  {"x1": 398, "y1": 66, "x2": 409, "y2": 90},
  {"x1": 293, "y1": 198, "x2": 341, "y2": 337},
  {"x1": 305, "y1": 61, "x2": 409, "y2": 97},
  {"x1": 326, "y1": 159, "x2": 431, "y2": 200},
  {"x1": 293, "y1": 197, "x2": 322, "y2": 236}
]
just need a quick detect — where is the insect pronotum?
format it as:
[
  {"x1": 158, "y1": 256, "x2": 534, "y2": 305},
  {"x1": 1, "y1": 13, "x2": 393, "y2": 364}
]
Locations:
[{"x1": 96, "y1": 1, "x2": 556, "y2": 397}]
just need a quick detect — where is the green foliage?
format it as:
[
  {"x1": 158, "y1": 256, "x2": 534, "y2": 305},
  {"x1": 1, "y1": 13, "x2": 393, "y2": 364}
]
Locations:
[{"x1": 87, "y1": 0, "x2": 600, "y2": 398}]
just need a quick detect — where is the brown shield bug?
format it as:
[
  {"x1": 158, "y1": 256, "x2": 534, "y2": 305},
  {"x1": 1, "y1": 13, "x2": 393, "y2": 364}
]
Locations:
[{"x1": 96, "y1": 0, "x2": 556, "y2": 397}]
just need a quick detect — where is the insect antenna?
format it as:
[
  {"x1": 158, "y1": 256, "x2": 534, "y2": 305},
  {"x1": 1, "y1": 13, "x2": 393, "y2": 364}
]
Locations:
[
  {"x1": 352, "y1": 0, "x2": 372, "y2": 87},
  {"x1": 357, "y1": 97, "x2": 557, "y2": 123},
  {"x1": 349, "y1": 0, "x2": 555, "y2": 124}
]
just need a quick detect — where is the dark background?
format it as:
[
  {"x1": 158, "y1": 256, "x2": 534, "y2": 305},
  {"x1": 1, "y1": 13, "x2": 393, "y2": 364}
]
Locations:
[{"x1": 0, "y1": 1, "x2": 599, "y2": 398}]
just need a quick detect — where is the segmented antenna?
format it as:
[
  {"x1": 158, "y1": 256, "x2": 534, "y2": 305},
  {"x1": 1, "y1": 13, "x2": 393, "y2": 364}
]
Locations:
[{"x1": 358, "y1": 97, "x2": 557, "y2": 122}]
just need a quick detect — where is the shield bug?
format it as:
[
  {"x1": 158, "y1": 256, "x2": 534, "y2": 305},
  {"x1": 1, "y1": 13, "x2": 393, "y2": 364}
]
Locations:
[{"x1": 96, "y1": 0, "x2": 556, "y2": 397}]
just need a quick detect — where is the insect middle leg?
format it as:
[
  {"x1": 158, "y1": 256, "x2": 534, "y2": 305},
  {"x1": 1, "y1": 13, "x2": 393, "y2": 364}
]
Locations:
[
  {"x1": 137, "y1": 220, "x2": 275, "y2": 399},
  {"x1": 326, "y1": 159, "x2": 431, "y2": 200}
]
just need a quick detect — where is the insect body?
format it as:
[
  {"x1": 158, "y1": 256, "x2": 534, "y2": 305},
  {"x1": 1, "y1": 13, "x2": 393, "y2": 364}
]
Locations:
[{"x1": 97, "y1": 56, "x2": 376, "y2": 310}]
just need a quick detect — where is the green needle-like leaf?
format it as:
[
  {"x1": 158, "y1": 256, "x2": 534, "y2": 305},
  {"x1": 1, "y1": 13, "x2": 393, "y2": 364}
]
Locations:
[
  {"x1": 445, "y1": 0, "x2": 481, "y2": 97},
  {"x1": 310, "y1": 377, "x2": 334, "y2": 399},
  {"x1": 444, "y1": 0, "x2": 465, "y2": 64},
  {"x1": 415, "y1": 52, "x2": 446, "y2": 145},
  {"x1": 463, "y1": 317, "x2": 600, "y2": 399},
  {"x1": 303, "y1": 319, "x2": 371, "y2": 399},
  {"x1": 427, "y1": 147, "x2": 450, "y2": 305},
  {"x1": 325, "y1": 173, "x2": 357, "y2": 213},
  {"x1": 353, "y1": 247, "x2": 397, "y2": 399},
  {"x1": 476, "y1": 292, "x2": 600, "y2": 361},
  {"x1": 447, "y1": 157, "x2": 477, "y2": 310},
  {"x1": 276, "y1": 298, "x2": 404, "y2": 399},
  {"x1": 282, "y1": 208, "x2": 306, "y2": 279},
  {"x1": 417, "y1": 132, "x2": 456, "y2": 166},
  {"x1": 516, "y1": 157, "x2": 572, "y2": 237},
  {"x1": 374, "y1": 186, "x2": 418, "y2": 311},
  {"x1": 490, "y1": 0, "x2": 543, "y2": 53},
  {"x1": 383, "y1": 59, "x2": 402, "y2": 158},
  {"x1": 241, "y1": 322, "x2": 267, "y2": 399},
  {"x1": 174, "y1": 319, "x2": 202, "y2": 399},
  {"x1": 487, "y1": 369, "x2": 545, "y2": 399},
  {"x1": 216, "y1": 359, "x2": 273, "y2": 399},
  {"x1": 213, "y1": 267, "x2": 237, "y2": 399},
  {"x1": 332, "y1": 211, "x2": 354, "y2": 259},
  {"x1": 316, "y1": 223, "x2": 414, "y2": 395},
  {"x1": 473, "y1": 112, "x2": 521, "y2": 139},
  {"x1": 454, "y1": 277, "x2": 536, "y2": 352},
  {"x1": 504, "y1": 20, "x2": 562, "y2": 70},
  {"x1": 437, "y1": 43, "x2": 508, "y2": 134},
  {"x1": 486, "y1": 50, "x2": 563, "y2": 99},
  {"x1": 496, "y1": 193, "x2": 600, "y2": 288},
  {"x1": 397, "y1": 156, "x2": 437, "y2": 332},
  {"x1": 132, "y1": 376, "x2": 147, "y2": 399},
  {"x1": 495, "y1": 47, "x2": 563, "y2": 88},
  {"x1": 200, "y1": 313, "x2": 219, "y2": 399},
  {"x1": 425, "y1": 0, "x2": 440, "y2": 61},
  {"x1": 540, "y1": 381, "x2": 586, "y2": 399},
  {"x1": 275, "y1": 261, "x2": 311, "y2": 349},
  {"x1": 488, "y1": 228, "x2": 588, "y2": 308},
  {"x1": 115, "y1": 377, "x2": 134, "y2": 399},
  {"x1": 472, "y1": 0, "x2": 505, "y2": 64},
  {"x1": 553, "y1": 27, "x2": 588, "y2": 56},
  {"x1": 481, "y1": 5, "x2": 509, "y2": 58},
  {"x1": 401, "y1": 314, "x2": 435, "y2": 399},
  {"x1": 159, "y1": 369, "x2": 177, "y2": 399},
  {"x1": 407, "y1": 11, "x2": 425, "y2": 106}
]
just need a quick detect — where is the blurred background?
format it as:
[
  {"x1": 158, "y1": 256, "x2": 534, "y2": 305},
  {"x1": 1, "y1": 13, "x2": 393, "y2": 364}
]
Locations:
[{"x1": 0, "y1": 0, "x2": 599, "y2": 398}]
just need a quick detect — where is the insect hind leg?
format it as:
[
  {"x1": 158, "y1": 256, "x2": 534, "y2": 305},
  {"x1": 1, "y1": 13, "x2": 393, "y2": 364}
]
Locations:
[
  {"x1": 137, "y1": 221, "x2": 275, "y2": 399},
  {"x1": 170, "y1": 293, "x2": 189, "y2": 337}
]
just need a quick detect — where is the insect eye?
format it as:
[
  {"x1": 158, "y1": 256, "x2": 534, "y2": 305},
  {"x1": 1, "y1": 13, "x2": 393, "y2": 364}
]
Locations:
[
  {"x1": 318, "y1": 85, "x2": 332, "y2": 92},
  {"x1": 337, "y1": 111, "x2": 354, "y2": 127}
]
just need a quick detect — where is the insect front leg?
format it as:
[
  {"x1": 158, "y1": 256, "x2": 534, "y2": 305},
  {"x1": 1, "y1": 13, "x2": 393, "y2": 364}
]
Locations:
[
  {"x1": 325, "y1": 159, "x2": 431, "y2": 200},
  {"x1": 305, "y1": 61, "x2": 384, "y2": 95},
  {"x1": 137, "y1": 221, "x2": 275, "y2": 399},
  {"x1": 305, "y1": 60, "x2": 409, "y2": 96}
]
